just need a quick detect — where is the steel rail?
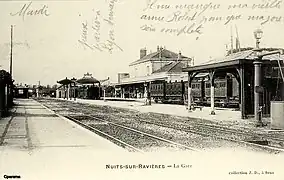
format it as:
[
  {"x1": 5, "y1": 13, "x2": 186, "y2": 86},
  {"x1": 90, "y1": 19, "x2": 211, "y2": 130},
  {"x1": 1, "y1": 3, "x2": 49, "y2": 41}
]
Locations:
[
  {"x1": 137, "y1": 119, "x2": 284, "y2": 153},
  {"x1": 85, "y1": 115, "x2": 199, "y2": 152},
  {"x1": 65, "y1": 115, "x2": 143, "y2": 153}
]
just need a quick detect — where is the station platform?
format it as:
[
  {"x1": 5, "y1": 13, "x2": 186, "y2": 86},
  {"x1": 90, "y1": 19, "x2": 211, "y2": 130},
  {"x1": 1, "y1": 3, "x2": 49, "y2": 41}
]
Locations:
[
  {"x1": 60, "y1": 98, "x2": 273, "y2": 132},
  {"x1": 0, "y1": 99, "x2": 126, "y2": 180},
  {"x1": 103, "y1": 97, "x2": 145, "y2": 102}
]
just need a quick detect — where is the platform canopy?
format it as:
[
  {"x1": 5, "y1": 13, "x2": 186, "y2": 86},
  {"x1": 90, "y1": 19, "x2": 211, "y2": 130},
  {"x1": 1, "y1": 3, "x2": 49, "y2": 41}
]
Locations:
[
  {"x1": 57, "y1": 77, "x2": 75, "y2": 85},
  {"x1": 182, "y1": 48, "x2": 284, "y2": 120},
  {"x1": 76, "y1": 72, "x2": 100, "y2": 84},
  {"x1": 182, "y1": 49, "x2": 284, "y2": 73}
]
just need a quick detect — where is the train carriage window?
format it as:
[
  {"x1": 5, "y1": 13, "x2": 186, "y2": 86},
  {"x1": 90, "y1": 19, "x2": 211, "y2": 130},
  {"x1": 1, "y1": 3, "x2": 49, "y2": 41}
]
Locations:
[{"x1": 220, "y1": 82, "x2": 226, "y2": 88}]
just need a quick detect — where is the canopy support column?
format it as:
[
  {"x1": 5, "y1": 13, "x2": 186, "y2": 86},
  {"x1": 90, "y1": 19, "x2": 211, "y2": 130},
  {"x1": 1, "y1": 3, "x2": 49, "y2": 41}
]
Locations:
[
  {"x1": 237, "y1": 66, "x2": 246, "y2": 119},
  {"x1": 209, "y1": 71, "x2": 216, "y2": 115},
  {"x1": 187, "y1": 72, "x2": 192, "y2": 111}
]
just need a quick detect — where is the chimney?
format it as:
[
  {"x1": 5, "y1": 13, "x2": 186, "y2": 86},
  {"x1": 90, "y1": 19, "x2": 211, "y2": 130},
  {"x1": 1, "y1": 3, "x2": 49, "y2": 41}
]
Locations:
[
  {"x1": 177, "y1": 51, "x2": 181, "y2": 61},
  {"x1": 118, "y1": 73, "x2": 121, "y2": 84},
  {"x1": 157, "y1": 46, "x2": 159, "y2": 52},
  {"x1": 140, "y1": 48, "x2": 147, "y2": 59}
]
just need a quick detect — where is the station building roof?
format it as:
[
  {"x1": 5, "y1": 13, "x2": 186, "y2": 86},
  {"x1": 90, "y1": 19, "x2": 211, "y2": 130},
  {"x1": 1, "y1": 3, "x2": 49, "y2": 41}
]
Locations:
[
  {"x1": 130, "y1": 47, "x2": 191, "y2": 66},
  {"x1": 76, "y1": 73, "x2": 99, "y2": 84},
  {"x1": 15, "y1": 85, "x2": 29, "y2": 89},
  {"x1": 152, "y1": 61, "x2": 189, "y2": 74},
  {"x1": 114, "y1": 72, "x2": 169, "y2": 86},
  {"x1": 57, "y1": 77, "x2": 75, "y2": 85},
  {"x1": 183, "y1": 49, "x2": 284, "y2": 73},
  {"x1": 115, "y1": 61, "x2": 189, "y2": 86},
  {"x1": 77, "y1": 77, "x2": 99, "y2": 84},
  {"x1": 57, "y1": 73, "x2": 101, "y2": 86}
]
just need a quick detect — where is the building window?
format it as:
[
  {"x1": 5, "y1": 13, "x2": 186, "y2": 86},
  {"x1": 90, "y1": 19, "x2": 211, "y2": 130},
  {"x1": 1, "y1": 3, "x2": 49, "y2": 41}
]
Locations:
[
  {"x1": 146, "y1": 66, "x2": 150, "y2": 76},
  {"x1": 135, "y1": 68, "x2": 138, "y2": 77}
]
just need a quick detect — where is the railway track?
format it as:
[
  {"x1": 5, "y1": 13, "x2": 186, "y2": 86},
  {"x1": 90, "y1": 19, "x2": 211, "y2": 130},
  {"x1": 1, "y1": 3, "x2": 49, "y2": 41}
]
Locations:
[
  {"x1": 38, "y1": 99, "x2": 284, "y2": 153},
  {"x1": 193, "y1": 122, "x2": 284, "y2": 142},
  {"x1": 135, "y1": 118, "x2": 284, "y2": 153},
  {"x1": 64, "y1": 115, "x2": 198, "y2": 152}
]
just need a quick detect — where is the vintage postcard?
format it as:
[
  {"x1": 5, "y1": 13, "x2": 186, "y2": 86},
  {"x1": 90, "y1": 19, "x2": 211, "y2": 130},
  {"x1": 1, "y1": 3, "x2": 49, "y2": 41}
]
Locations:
[{"x1": 0, "y1": 0, "x2": 284, "y2": 179}]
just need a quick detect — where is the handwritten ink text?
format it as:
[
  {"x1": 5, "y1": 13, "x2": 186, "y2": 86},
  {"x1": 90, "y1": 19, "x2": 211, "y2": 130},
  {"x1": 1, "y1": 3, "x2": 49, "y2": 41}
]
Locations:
[{"x1": 10, "y1": 1, "x2": 50, "y2": 21}]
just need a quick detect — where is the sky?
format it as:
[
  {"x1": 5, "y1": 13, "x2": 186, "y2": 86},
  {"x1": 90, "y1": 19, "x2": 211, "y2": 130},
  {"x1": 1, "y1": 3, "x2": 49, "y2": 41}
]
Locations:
[{"x1": 0, "y1": 0, "x2": 284, "y2": 86}]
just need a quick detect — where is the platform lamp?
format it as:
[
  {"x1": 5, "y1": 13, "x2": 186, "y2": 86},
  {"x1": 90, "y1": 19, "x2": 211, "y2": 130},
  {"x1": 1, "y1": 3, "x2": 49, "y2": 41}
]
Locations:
[
  {"x1": 254, "y1": 28, "x2": 263, "y2": 49},
  {"x1": 253, "y1": 28, "x2": 264, "y2": 127}
]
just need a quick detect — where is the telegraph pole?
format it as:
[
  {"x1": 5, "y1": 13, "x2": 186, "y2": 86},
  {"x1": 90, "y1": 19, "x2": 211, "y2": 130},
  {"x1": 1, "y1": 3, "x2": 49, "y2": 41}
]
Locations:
[
  {"x1": 8, "y1": 25, "x2": 14, "y2": 108},
  {"x1": 10, "y1": 25, "x2": 13, "y2": 78}
]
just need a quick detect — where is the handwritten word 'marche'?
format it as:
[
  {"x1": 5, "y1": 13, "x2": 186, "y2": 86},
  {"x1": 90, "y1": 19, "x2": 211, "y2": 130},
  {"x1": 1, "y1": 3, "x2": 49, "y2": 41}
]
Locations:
[{"x1": 175, "y1": 3, "x2": 221, "y2": 13}]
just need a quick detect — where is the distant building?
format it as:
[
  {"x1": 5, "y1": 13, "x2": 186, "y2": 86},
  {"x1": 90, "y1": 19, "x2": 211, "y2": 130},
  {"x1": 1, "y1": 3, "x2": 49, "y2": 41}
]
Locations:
[
  {"x1": 114, "y1": 46, "x2": 193, "y2": 98},
  {"x1": 127, "y1": 46, "x2": 192, "y2": 80},
  {"x1": 14, "y1": 84, "x2": 30, "y2": 98},
  {"x1": 117, "y1": 73, "x2": 130, "y2": 84}
]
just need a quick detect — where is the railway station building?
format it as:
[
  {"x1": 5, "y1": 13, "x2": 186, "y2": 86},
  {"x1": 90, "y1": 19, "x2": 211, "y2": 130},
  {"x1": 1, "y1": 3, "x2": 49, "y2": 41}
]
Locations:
[
  {"x1": 56, "y1": 73, "x2": 103, "y2": 100},
  {"x1": 14, "y1": 84, "x2": 30, "y2": 98},
  {"x1": 114, "y1": 46, "x2": 193, "y2": 100},
  {"x1": 182, "y1": 48, "x2": 284, "y2": 120}
]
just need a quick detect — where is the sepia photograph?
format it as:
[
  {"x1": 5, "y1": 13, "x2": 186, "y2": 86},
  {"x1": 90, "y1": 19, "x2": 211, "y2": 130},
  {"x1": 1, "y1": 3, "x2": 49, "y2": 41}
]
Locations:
[{"x1": 0, "y1": 0, "x2": 284, "y2": 179}]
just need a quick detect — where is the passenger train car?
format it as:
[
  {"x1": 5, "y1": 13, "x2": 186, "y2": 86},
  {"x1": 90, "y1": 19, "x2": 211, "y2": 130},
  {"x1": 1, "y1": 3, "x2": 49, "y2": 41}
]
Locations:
[{"x1": 150, "y1": 73, "x2": 239, "y2": 107}]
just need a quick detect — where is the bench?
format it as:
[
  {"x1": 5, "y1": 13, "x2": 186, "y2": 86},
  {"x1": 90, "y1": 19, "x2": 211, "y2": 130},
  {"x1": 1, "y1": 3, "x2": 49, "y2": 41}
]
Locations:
[
  {"x1": 191, "y1": 105, "x2": 203, "y2": 111},
  {"x1": 185, "y1": 103, "x2": 203, "y2": 111}
]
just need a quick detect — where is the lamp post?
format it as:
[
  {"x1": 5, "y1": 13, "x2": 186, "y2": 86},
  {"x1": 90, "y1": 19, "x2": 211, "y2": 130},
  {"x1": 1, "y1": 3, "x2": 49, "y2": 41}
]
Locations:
[
  {"x1": 253, "y1": 28, "x2": 264, "y2": 127},
  {"x1": 254, "y1": 29, "x2": 263, "y2": 49}
]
